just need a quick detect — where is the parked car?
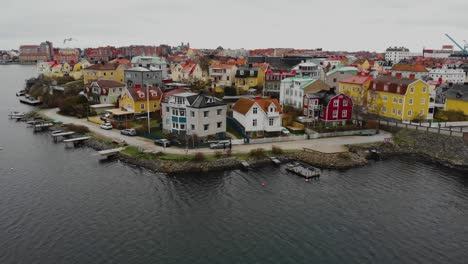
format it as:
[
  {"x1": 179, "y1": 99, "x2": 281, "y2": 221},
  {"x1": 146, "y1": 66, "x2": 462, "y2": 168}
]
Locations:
[
  {"x1": 120, "y1": 128, "x2": 137, "y2": 136},
  {"x1": 281, "y1": 127, "x2": 290, "y2": 135},
  {"x1": 154, "y1": 138, "x2": 171, "y2": 147},
  {"x1": 100, "y1": 123, "x2": 113, "y2": 130},
  {"x1": 209, "y1": 140, "x2": 231, "y2": 149}
]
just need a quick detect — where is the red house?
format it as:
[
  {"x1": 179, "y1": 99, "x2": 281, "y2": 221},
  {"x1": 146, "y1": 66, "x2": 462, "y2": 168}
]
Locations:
[{"x1": 303, "y1": 89, "x2": 353, "y2": 124}]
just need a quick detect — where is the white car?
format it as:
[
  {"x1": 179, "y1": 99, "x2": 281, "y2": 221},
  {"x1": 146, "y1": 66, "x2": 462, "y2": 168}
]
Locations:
[
  {"x1": 100, "y1": 123, "x2": 113, "y2": 130},
  {"x1": 281, "y1": 127, "x2": 290, "y2": 135}
]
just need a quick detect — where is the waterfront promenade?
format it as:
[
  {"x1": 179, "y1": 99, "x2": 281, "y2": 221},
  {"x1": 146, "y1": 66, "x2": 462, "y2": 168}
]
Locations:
[{"x1": 41, "y1": 108, "x2": 391, "y2": 154}]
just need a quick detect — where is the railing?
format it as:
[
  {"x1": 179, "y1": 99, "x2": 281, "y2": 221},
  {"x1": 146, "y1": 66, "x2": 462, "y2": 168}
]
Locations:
[{"x1": 377, "y1": 119, "x2": 465, "y2": 138}]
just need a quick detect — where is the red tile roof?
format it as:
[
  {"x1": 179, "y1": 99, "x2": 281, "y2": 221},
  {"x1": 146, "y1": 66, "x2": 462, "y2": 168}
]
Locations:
[
  {"x1": 340, "y1": 75, "x2": 373, "y2": 85},
  {"x1": 126, "y1": 86, "x2": 163, "y2": 102},
  {"x1": 391, "y1": 64, "x2": 428, "y2": 73},
  {"x1": 369, "y1": 76, "x2": 419, "y2": 95},
  {"x1": 232, "y1": 97, "x2": 281, "y2": 115},
  {"x1": 85, "y1": 62, "x2": 123, "y2": 71}
]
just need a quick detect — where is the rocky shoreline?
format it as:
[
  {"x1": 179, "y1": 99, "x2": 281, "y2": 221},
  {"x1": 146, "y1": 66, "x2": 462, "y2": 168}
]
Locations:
[{"x1": 84, "y1": 128, "x2": 468, "y2": 174}]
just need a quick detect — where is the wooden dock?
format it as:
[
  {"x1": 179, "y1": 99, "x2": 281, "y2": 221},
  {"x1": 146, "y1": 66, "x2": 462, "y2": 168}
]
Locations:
[
  {"x1": 63, "y1": 136, "x2": 91, "y2": 147},
  {"x1": 285, "y1": 162, "x2": 321, "y2": 179},
  {"x1": 97, "y1": 147, "x2": 124, "y2": 159},
  {"x1": 51, "y1": 131, "x2": 75, "y2": 142},
  {"x1": 33, "y1": 123, "x2": 54, "y2": 132}
]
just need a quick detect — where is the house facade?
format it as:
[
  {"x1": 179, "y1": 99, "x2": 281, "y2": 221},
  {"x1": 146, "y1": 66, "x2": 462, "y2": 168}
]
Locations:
[
  {"x1": 303, "y1": 90, "x2": 353, "y2": 124},
  {"x1": 428, "y1": 66, "x2": 466, "y2": 84},
  {"x1": 445, "y1": 84, "x2": 468, "y2": 115},
  {"x1": 279, "y1": 76, "x2": 325, "y2": 108},
  {"x1": 172, "y1": 62, "x2": 203, "y2": 83},
  {"x1": 85, "y1": 80, "x2": 126, "y2": 104},
  {"x1": 209, "y1": 64, "x2": 237, "y2": 91},
  {"x1": 131, "y1": 56, "x2": 168, "y2": 78},
  {"x1": 294, "y1": 61, "x2": 323, "y2": 80},
  {"x1": 368, "y1": 76, "x2": 433, "y2": 121},
  {"x1": 234, "y1": 65, "x2": 266, "y2": 92},
  {"x1": 162, "y1": 92, "x2": 227, "y2": 138},
  {"x1": 389, "y1": 64, "x2": 429, "y2": 80},
  {"x1": 385, "y1": 47, "x2": 410, "y2": 63},
  {"x1": 125, "y1": 67, "x2": 163, "y2": 88},
  {"x1": 338, "y1": 75, "x2": 373, "y2": 106},
  {"x1": 232, "y1": 97, "x2": 282, "y2": 135},
  {"x1": 119, "y1": 86, "x2": 163, "y2": 114},
  {"x1": 325, "y1": 66, "x2": 359, "y2": 88},
  {"x1": 264, "y1": 70, "x2": 296, "y2": 98},
  {"x1": 83, "y1": 62, "x2": 127, "y2": 84}
]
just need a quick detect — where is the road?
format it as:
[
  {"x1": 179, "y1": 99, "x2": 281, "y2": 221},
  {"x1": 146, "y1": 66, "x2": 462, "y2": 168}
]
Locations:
[{"x1": 41, "y1": 108, "x2": 392, "y2": 154}]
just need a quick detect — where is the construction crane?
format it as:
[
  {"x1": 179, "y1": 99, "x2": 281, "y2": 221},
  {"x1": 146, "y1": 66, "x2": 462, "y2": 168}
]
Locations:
[{"x1": 445, "y1": 34, "x2": 468, "y2": 54}]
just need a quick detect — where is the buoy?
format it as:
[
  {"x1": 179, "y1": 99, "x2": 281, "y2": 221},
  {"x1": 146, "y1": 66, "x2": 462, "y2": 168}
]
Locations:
[
  {"x1": 305, "y1": 179, "x2": 309, "y2": 182},
  {"x1": 261, "y1": 183, "x2": 266, "y2": 187}
]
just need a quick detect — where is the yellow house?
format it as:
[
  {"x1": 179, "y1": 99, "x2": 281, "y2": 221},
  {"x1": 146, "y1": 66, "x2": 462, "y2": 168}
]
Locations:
[
  {"x1": 445, "y1": 84, "x2": 468, "y2": 115},
  {"x1": 339, "y1": 75, "x2": 373, "y2": 106},
  {"x1": 70, "y1": 60, "x2": 91, "y2": 80},
  {"x1": 234, "y1": 65, "x2": 265, "y2": 92},
  {"x1": 119, "y1": 86, "x2": 163, "y2": 114},
  {"x1": 368, "y1": 76, "x2": 432, "y2": 121},
  {"x1": 83, "y1": 62, "x2": 127, "y2": 84},
  {"x1": 172, "y1": 62, "x2": 203, "y2": 83}
]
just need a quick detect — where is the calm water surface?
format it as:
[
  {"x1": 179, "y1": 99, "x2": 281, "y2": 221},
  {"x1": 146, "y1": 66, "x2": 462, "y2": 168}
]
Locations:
[{"x1": 0, "y1": 65, "x2": 467, "y2": 264}]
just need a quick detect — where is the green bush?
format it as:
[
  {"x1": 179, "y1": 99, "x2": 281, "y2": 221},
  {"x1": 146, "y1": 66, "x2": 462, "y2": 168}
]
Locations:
[
  {"x1": 249, "y1": 148, "x2": 266, "y2": 159},
  {"x1": 272, "y1": 145, "x2": 284, "y2": 155},
  {"x1": 65, "y1": 124, "x2": 90, "y2": 134}
]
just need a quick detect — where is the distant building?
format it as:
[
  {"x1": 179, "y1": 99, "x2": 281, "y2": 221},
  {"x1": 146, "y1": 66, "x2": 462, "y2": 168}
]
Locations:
[
  {"x1": 54, "y1": 48, "x2": 80, "y2": 64},
  {"x1": 389, "y1": 64, "x2": 429, "y2": 80},
  {"x1": 131, "y1": 56, "x2": 168, "y2": 78},
  {"x1": 85, "y1": 46, "x2": 118, "y2": 63},
  {"x1": 428, "y1": 66, "x2": 466, "y2": 84},
  {"x1": 294, "y1": 61, "x2": 323, "y2": 79},
  {"x1": 385, "y1": 47, "x2": 410, "y2": 63},
  {"x1": 19, "y1": 41, "x2": 53, "y2": 63},
  {"x1": 117, "y1": 45, "x2": 158, "y2": 58},
  {"x1": 161, "y1": 92, "x2": 227, "y2": 138},
  {"x1": 232, "y1": 97, "x2": 282, "y2": 135},
  {"x1": 264, "y1": 70, "x2": 296, "y2": 98},
  {"x1": 303, "y1": 89, "x2": 353, "y2": 124},
  {"x1": 172, "y1": 62, "x2": 203, "y2": 83},
  {"x1": 83, "y1": 62, "x2": 127, "y2": 84},
  {"x1": 423, "y1": 45, "x2": 453, "y2": 59},
  {"x1": 124, "y1": 67, "x2": 163, "y2": 88},
  {"x1": 209, "y1": 64, "x2": 237, "y2": 91}
]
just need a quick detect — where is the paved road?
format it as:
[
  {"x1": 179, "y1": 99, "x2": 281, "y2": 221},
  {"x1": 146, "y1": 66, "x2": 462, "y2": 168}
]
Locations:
[{"x1": 41, "y1": 108, "x2": 392, "y2": 154}]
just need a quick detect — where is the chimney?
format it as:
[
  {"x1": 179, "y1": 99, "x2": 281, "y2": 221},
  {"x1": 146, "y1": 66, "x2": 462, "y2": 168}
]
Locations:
[
  {"x1": 409, "y1": 73, "x2": 415, "y2": 79},
  {"x1": 396, "y1": 73, "x2": 402, "y2": 78}
]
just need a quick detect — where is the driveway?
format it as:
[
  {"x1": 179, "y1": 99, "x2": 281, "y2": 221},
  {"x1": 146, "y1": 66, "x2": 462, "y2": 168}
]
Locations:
[{"x1": 41, "y1": 108, "x2": 392, "y2": 154}]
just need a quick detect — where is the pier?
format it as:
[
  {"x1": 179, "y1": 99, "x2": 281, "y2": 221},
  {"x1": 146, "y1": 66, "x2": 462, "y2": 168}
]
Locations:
[
  {"x1": 96, "y1": 147, "x2": 125, "y2": 159},
  {"x1": 51, "y1": 131, "x2": 75, "y2": 142},
  {"x1": 33, "y1": 122, "x2": 54, "y2": 132},
  {"x1": 63, "y1": 136, "x2": 91, "y2": 147},
  {"x1": 285, "y1": 162, "x2": 321, "y2": 179}
]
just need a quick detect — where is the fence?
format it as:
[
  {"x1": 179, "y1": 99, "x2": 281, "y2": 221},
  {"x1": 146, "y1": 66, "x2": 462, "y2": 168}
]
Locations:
[
  {"x1": 402, "y1": 120, "x2": 468, "y2": 128},
  {"x1": 249, "y1": 134, "x2": 308, "y2": 144},
  {"x1": 307, "y1": 129, "x2": 377, "y2": 139},
  {"x1": 377, "y1": 119, "x2": 466, "y2": 138}
]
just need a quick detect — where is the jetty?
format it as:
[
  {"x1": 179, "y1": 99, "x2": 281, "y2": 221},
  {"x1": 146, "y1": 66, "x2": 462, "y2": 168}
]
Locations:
[
  {"x1": 8, "y1": 111, "x2": 25, "y2": 120},
  {"x1": 285, "y1": 162, "x2": 321, "y2": 179},
  {"x1": 33, "y1": 122, "x2": 54, "y2": 132},
  {"x1": 51, "y1": 131, "x2": 75, "y2": 142},
  {"x1": 63, "y1": 136, "x2": 91, "y2": 147},
  {"x1": 97, "y1": 147, "x2": 124, "y2": 159},
  {"x1": 241, "y1": 161, "x2": 250, "y2": 170}
]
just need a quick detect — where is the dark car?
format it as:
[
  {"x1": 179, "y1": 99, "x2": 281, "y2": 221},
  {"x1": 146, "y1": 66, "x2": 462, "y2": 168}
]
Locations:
[
  {"x1": 154, "y1": 138, "x2": 171, "y2": 147},
  {"x1": 120, "y1": 128, "x2": 137, "y2": 136}
]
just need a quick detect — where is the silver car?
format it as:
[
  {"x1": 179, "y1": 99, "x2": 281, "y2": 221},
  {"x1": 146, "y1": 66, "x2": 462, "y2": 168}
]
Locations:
[{"x1": 209, "y1": 140, "x2": 231, "y2": 149}]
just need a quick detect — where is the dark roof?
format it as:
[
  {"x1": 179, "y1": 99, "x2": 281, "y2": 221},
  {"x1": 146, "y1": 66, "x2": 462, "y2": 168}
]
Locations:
[
  {"x1": 446, "y1": 84, "x2": 468, "y2": 102},
  {"x1": 235, "y1": 67, "x2": 260, "y2": 78},
  {"x1": 187, "y1": 93, "x2": 226, "y2": 108},
  {"x1": 370, "y1": 76, "x2": 419, "y2": 95},
  {"x1": 126, "y1": 86, "x2": 163, "y2": 102}
]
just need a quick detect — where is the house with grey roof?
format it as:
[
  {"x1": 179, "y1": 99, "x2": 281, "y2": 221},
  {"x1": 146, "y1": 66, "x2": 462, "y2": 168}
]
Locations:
[
  {"x1": 125, "y1": 67, "x2": 163, "y2": 88},
  {"x1": 161, "y1": 92, "x2": 227, "y2": 138},
  {"x1": 131, "y1": 56, "x2": 168, "y2": 78}
]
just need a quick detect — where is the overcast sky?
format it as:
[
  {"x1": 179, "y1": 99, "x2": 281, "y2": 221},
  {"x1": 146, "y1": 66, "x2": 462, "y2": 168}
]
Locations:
[{"x1": 2, "y1": 0, "x2": 468, "y2": 52}]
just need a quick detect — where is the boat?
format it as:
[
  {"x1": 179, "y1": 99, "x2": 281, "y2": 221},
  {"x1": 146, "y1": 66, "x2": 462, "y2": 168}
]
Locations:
[
  {"x1": 19, "y1": 95, "x2": 41, "y2": 106},
  {"x1": 16, "y1": 90, "x2": 25, "y2": 96},
  {"x1": 8, "y1": 111, "x2": 26, "y2": 119},
  {"x1": 270, "y1": 157, "x2": 281, "y2": 165},
  {"x1": 285, "y1": 162, "x2": 321, "y2": 179}
]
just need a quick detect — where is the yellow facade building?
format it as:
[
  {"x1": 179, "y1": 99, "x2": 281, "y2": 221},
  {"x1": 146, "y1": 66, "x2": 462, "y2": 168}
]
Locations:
[
  {"x1": 119, "y1": 86, "x2": 163, "y2": 114},
  {"x1": 234, "y1": 65, "x2": 265, "y2": 92},
  {"x1": 83, "y1": 62, "x2": 127, "y2": 84},
  {"x1": 338, "y1": 75, "x2": 373, "y2": 106},
  {"x1": 445, "y1": 84, "x2": 468, "y2": 115},
  {"x1": 367, "y1": 76, "x2": 433, "y2": 121}
]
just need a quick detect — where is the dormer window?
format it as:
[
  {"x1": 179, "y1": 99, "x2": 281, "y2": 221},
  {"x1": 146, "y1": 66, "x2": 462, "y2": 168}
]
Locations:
[
  {"x1": 240, "y1": 70, "x2": 244, "y2": 75},
  {"x1": 253, "y1": 107, "x2": 258, "y2": 114},
  {"x1": 250, "y1": 70, "x2": 254, "y2": 76}
]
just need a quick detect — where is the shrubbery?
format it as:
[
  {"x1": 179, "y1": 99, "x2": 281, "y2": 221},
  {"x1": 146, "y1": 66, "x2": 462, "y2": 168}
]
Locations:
[
  {"x1": 193, "y1": 152, "x2": 206, "y2": 161},
  {"x1": 272, "y1": 145, "x2": 284, "y2": 155},
  {"x1": 249, "y1": 148, "x2": 266, "y2": 159},
  {"x1": 65, "y1": 124, "x2": 90, "y2": 134}
]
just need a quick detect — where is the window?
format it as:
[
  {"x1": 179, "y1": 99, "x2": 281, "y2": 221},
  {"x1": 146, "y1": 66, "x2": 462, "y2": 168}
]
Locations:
[
  {"x1": 269, "y1": 107, "x2": 274, "y2": 112},
  {"x1": 191, "y1": 111, "x2": 195, "y2": 117},
  {"x1": 111, "y1": 72, "x2": 113, "y2": 76},
  {"x1": 393, "y1": 97, "x2": 397, "y2": 103},
  {"x1": 342, "y1": 110, "x2": 347, "y2": 117},
  {"x1": 343, "y1": 100, "x2": 348, "y2": 106},
  {"x1": 409, "y1": 98, "x2": 413, "y2": 105},
  {"x1": 204, "y1": 111, "x2": 209, "y2": 118},
  {"x1": 392, "y1": 108, "x2": 396, "y2": 114},
  {"x1": 398, "y1": 110, "x2": 401, "y2": 116},
  {"x1": 269, "y1": 118, "x2": 274, "y2": 126},
  {"x1": 382, "y1": 106, "x2": 387, "y2": 113},
  {"x1": 252, "y1": 119, "x2": 257, "y2": 127},
  {"x1": 420, "y1": 110, "x2": 424, "y2": 116},
  {"x1": 422, "y1": 86, "x2": 427, "y2": 93},
  {"x1": 253, "y1": 107, "x2": 258, "y2": 114},
  {"x1": 204, "y1": 124, "x2": 209, "y2": 131},
  {"x1": 217, "y1": 109, "x2": 222, "y2": 115},
  {"x1": 191, "y1": 124, "x2": 195, "y2": 130},
  {"x1": 250, "y1": 70, "x2": 254, "y2": 76},
  {"x1": 421, "y1": 98, "x2": 425, "y2": 104},
  {"x1": 333, "y1": 110, "x2": 338, "y2": 118},
  {"x1": 408, "y1": 110, "x2": 412, "y2": 116},
  {"x1": 141, "y1": 103, "x2": 145, "y2": 110},
  {"x1": 153, "y1": 102, "x2": 158, "y2": 109},
  {"x1": 217, "y1": 122, "x2": 222, "y2": 128},
  {"x1": 399, "y1": 98, "x2": 403, "y2": 104},
  {"x1": 410, "y1": 87, "x2": 414, "y2": 93},
  {"x1": 180, "y1": 124, "x2": 185, "y2": 130},
  {"x1": 383, "y1": 95, "x2": 388, "y2": 102},
  {"x1": 333, "y1": 100, "x2": 338, "y2": 107},
  {"x1": 180, "y1": 110, "x2": 185, "y2": 117}
]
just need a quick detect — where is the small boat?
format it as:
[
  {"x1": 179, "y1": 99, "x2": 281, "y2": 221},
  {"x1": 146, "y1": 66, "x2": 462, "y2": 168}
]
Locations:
[
  {"x1": 270, "y1": 157, "x2": 281, "y2": 165},
  {"x1": 50, "y1": 130, "x2": 64, "y2": 135},
  {"x1": 241, "y1": 161, "x2": 250, "y2": 170},
  {"x1": 285, "y1": 162, "x2": 321, "y2": 179},
  {"x1": 16, "y1": 90, "x2": 25, "y2": 96}
]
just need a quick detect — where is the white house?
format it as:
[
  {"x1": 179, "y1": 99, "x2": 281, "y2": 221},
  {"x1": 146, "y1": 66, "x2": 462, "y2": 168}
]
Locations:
[
  {"x1": 293, "y1": 61, "x2": 323, "y2": 80},
  {"x1": 209, "y1": 64, "x2": 237, "y2": 88},
  {"x1": 385, "y1": 47, "x2": 410, "y2": 63},
  {"x1": 279, "y1": 76, "x2": 320, "y2": 108},
  {"x1": 429, "y1": 66, "x2": 466, "y2": 84},
  {"x1": 232, "y1": 97, "x2": 282, "y2": 135}
]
